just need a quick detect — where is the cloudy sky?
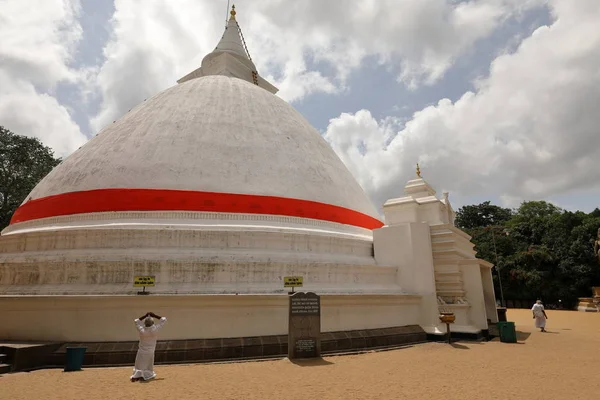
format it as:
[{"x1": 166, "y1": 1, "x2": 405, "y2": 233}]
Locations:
[{"x1": 1, "y1": 0, "x2": 599, "y2": 213}]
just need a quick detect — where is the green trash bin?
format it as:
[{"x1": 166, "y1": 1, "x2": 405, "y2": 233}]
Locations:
[
  {"x1": 64, "y1": 346, "x2": 87, "y2": 372},
  {"x1": 497, "y1": 321, "x2": 517, "y2": 343}
]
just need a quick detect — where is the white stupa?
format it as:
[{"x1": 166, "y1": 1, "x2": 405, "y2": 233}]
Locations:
[{"x1": 0, "y1": 7, "x2": 498, "y2": 345}]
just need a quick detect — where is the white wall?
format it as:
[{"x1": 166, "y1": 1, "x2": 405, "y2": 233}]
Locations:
[
  {"x1": 0, "y1": 224, "x2": 408, "y2": 296},
  {"x1": 460, "y1": 264, "x2": 489, "y2": 330},
  {"x1": 0, "y1": 294, "x2": 422, "y2": 342},
  {"x1": 373, "y1": 222, "x2": 440, "y2": 330},
  {"x1": 480, "y1": 267, "x2": 498, "y2": 323}
]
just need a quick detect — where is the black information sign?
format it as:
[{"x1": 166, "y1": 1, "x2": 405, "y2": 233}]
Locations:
[
  {"x1": 288, "y1": 292, "x2": 321, "y2": 359},
  {"x1": 290, "y1": 295, "x2": 320, "y2": 316},
  {"x1": 294, "y1": 338, "x2": 317, "y2": 356}
]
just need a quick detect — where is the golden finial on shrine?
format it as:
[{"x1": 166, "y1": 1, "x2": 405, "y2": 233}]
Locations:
[
  {"x1": 230, "y1": 4, "x2": 236, "y2": 20},
  {"x1": 416, "y1": 163, "x2": 422, "y2": 178}
]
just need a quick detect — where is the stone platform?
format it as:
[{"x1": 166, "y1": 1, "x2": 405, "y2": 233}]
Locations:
[
  {"x1": 5, "y1": 325, "x2": 426, "y2": 372},
  {"x1": 576, "y1": 287, "x2": 600, "y2": 312},
  {"x1": 0, "y1": 342, "x2": 62, "y2": 373},
  {"x1": 577, "y1": 297, "x2": 599, "y2": 312}
]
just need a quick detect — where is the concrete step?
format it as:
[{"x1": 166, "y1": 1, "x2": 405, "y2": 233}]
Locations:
[
  {"x1": 488, "y1": 325, "x2": 500, "y2": 337},
  {"x1": 0, "y1": 363, "x2": 11, "y2": 374}
]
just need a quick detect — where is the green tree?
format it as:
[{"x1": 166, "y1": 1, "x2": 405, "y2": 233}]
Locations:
[
  {"x1": 459, "y1": 200, "x2": 600, "y2": 308},
  {"x1": 0, "y1": 126, "x2": 61, "y2": 230},
  {"x1": 507, "y1": 201, "x2": 563, "y2": 246},
  {"x1": 455, "y1": 201, "x2": 513, "y2": 230}
]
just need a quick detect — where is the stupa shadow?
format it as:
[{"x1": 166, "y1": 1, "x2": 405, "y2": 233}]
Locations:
[
  {"x1": 449, "y1": 342, "x2": 471, "y2": 350},
  {"x1": 516, "y1": 331, "x2": 532, "y2": 341},
  {"x1": 289, "y1": 357, "x2": 334, "y2": 367}
]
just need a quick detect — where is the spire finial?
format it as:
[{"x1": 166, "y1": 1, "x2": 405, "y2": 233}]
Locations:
[
  {"x1": 230, "y1": 4, "x2": 236, "y2": 20},
  {"x1": 416, "y1": 163, "x2": 422, "y2": 178}
]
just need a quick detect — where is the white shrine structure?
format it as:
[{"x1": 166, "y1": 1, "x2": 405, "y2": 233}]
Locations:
[{"x1": 0, "y1": 7, "x2": 497, "y2": 345}]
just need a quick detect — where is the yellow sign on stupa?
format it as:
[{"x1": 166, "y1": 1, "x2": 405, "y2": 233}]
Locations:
[
  {"x1": 133, "y1": 276, "x2": 156, "y2": 287},
  {"x1": 284, "y1": 276, "x2": 303, "y2": 287}
]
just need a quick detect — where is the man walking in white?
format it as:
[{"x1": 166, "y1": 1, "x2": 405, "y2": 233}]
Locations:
[
  {"x1": 131, "y1": 311, "x2": 167, "y2": 382},
  {"x1": 531, "y1": 300, "x2": 548, "y2": 332}
]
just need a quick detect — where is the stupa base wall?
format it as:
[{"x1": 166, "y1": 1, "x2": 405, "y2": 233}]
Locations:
[
  {"x1": 0, "y1": 294, "x2": 422, "y2": 342},
  {"x1": 0, "y1": 224, "x2": 401, "y2": 296},
  {"x1": 0, "y1": 257, "x2": 401, "y2": 296},
  {"x1": 2, "y1": 324, "x2": 428, "y2": 372}
]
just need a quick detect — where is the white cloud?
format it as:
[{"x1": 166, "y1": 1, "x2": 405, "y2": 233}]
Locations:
[
  {"x1": 248, "y1": 0, "x2": 547, "y2": 89},
  {"x1": 0, "y1": 72, "x2": 87, "y2": 157},
  {"x1": 0, "y1": 0, "x2": 87, "y2": 156},
  {"x1": 324, "y1": 0, "x2": 600, "y2": 209},
  {"x1": 90, "y1": 0, "x2": 546, "y2": 133},
  {"x1": 89, "y1": 0, "x2": 226, "y2": 133},
  {"x1": 9, "y1": 0, "x2": 595, "y2": 213}
]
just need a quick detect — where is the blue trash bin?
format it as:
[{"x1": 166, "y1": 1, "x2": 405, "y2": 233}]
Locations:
[{"x1": 64, "y1": 347, "x2": 87, "y2": 372}]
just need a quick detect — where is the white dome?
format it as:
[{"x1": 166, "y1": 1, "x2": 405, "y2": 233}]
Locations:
[
  {"x1": 8, "y1": 76, "x2": 382, "y2": 233},
  {"x1": 0, "y1": 9, "x2": 390, "y2": 302}
]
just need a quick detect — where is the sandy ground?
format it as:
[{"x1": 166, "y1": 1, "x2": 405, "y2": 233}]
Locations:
[{"x1": 2, "y1": 309, "x2": 599, "y2": 400}]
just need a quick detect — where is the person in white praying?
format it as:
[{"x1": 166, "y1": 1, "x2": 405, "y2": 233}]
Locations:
[
  {"x1": 130, "y1": 311, "x2": 167, "y2": 382},
  {"x1": 531, "y1": 300, "x2": 548, "y2": 332}
]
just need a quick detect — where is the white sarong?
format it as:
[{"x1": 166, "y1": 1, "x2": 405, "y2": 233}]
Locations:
[
  {"x1": 531, "y1": 304, "x2": 546, "y2": 328},
  {"x1": 131, "y1": 317, "x2": 167, "y2": 380}
]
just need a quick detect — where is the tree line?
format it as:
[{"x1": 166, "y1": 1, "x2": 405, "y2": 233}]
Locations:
[
  {"x1": 1, "y1": 126, "x2": 599, "y2": 308},
  {"x1": 0, "y1": 126, "x2": 61, "y2": 229},
  {"x1": 456, "y1": 201, "x2": 600, "y2": 308}
]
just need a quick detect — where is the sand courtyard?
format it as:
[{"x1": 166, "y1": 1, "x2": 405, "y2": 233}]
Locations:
[{"x1": 2, "y1": 308, "x2": 599, "y2": 400}]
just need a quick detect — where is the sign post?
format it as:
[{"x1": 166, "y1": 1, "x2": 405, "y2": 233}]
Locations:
[
  {"x1": 288, "y1": 291, "x2": 321, "y2": 359},
  {"x1": 283, "y1": 276, "x2": 303, "y2": 294},
  {"x1": 133, "y1": 276, "x2": 155, "y2": 295}
]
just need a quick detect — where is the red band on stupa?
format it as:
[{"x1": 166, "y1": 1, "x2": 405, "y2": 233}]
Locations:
[{"x1": 9, "y1": 188, "x2": 384, "y2": 230}]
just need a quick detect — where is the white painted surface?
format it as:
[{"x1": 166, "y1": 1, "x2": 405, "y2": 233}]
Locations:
[
  {"x1": 481, "y1": 266, "x2": 498, "y2": 323},
  {"x1": 0, "y1": 13, "x2": 496, "y2": 343},
  {"x1": 0, "y1": 222, "x2": 405, "y2": 296},
  {"x1": 383, "y1": 178, "x2": 448, "y2": 226},
  {"x1": 0, "y1": 174, "x2": 496, "y2": 340},
  {"x1": 0, "y1": 258, "x2": 401, "y2": 296},
  {"x1": 2, "y1": 211, "x2": 374, "y2": 238},
  {"x1": 0, "y1": 294, "x2": 421, "y2": 341},
  {"x1": 20, "y1": 76, "x2": 379, "y2": 226},
  {"x1": 460, "y1": 263, "x2": 488, "y2": 330},
  {"x1": 214, "y1": 17, "x2": 253, "y2": 62},
  {"x1": 177, "y1": 15, "x2": 277, "y2": 93},
  {"x1": 376, "y1": 175, "x2": 496, "y2": 335}
]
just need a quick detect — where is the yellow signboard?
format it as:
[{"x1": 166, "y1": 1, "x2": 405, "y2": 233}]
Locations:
[
  {"x1": 284, "y1": 276, "x2": 303, "y2": 288},
  {"x1": 133, "y1": 276, "x2": 155, "y2": 287}
]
